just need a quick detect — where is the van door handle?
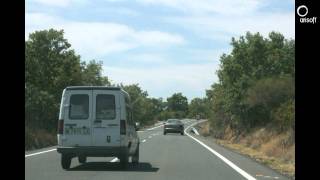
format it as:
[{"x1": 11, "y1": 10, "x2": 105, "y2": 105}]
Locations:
[{"x1": 94, "y1": 120, "x2": 102, "y2": 123}]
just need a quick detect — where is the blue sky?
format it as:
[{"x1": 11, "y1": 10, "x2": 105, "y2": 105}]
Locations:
[{"x1": 25, "y1": 0, "x2": 295, "y2": 101}]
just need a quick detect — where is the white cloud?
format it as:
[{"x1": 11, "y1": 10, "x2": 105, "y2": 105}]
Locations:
[
  {"x1": 103, "y1": 63, "x2": 219, "y2": 99},
  {"x1": 112, "y1": 48, "x2": 227, "y2": 67},
  {"x1": 27, "y1": 0, "x2": 87, "y2": 7},
  {"x1": 137, "y1": 0, "x2": 294, "y2": 40},
  {"x1": 112, "y1": 7, "x2": 140, "y2": 16},
  {"x1": 183, "y1": 48, "x2": 231, "y2": 63},
  {"x1": 165, "y1": 12, "x2": 295, "y2": 41},
  {"x1": 127, "y1": 53, "x2": 169, "y2": 64},
  {"x1": 135, "y1": 31, "x2": 185, "y2": 46},
  {"x1": 136, "y1": 0, "x2": 262, "y2": 15},
  {"x1": 91, "y1": 6, "x2": 141, "y2": 17},
  {"x1": 25, "y1": 13, "x2": 185, "y2": 59},
  {"x1": 25, "y1": 13, "x2": 60, "y2": 35}
]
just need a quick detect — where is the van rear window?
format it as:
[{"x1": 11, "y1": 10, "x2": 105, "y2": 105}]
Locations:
[
  {"x1": 69, "y1": 94, "x2": 89, "y2": 119},
  {"x1": 96, "y1": 94, "x2": 115, "y2": 120}
]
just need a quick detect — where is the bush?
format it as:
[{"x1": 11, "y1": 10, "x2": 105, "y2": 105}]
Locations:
[
  {"x1": 25, "y1": 126, "x2": 57, "y2": 150},
  {"x1": 246, "y1": 76, "x2": 293, "y2": 107},
  {"x1": 272, "y1": 99, "x2": 295, "y2": 131},
  {"x1": 244, "y1": 76, "x2": 294, "y2": 127},
  {"x1": 158, "y1": 111, "x2": 175, "y2": 121}
]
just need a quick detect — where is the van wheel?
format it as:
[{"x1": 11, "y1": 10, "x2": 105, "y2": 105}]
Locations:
[
  {"x1": 61, "y1": 154, "x2": 72, "y2": 170},
  {"x1": 132, "y1": 144, "x2": 139, "y2": 164},
  {"x1": 181, "y1": 132, "x2": 184, "y2": 135},
  {"x1": 163, "y1": 131, "x2": 166, "y2": 135},
  {"x1": 78, "y1": 155, "x2": 86, "y2": 164}
]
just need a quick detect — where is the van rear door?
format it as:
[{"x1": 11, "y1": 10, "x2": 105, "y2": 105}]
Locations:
[
  {"x1": 63, "y1": 90, "x2": 92, "y2": 146},
  {"x1": 92, "y1": 90, "x2": 120, "y2": 147}
]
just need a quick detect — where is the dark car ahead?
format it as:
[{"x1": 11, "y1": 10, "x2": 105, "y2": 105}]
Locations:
[{"x1": 163, "y1": 119, "x2": 184, "y2": 135}]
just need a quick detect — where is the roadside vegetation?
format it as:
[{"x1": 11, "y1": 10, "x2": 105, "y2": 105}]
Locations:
[
  {"x1": 195, "y1": 32, "x2": 295, "y2": 178},
  {"x1": 197, "y1": 121, "x2": 295, "y2": 178}
]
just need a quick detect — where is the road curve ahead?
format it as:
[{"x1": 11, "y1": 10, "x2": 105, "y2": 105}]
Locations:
[{"x1": 25, "y1": 119, "x2": 291, "y2": 180}]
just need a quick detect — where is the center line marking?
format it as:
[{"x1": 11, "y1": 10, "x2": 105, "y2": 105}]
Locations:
[
  {"x1": 147, "y1": 124, "x2": 164, "y2": 131},
  {"x1": 142, "y1": 139, "x2": 146, "y2": 142}
]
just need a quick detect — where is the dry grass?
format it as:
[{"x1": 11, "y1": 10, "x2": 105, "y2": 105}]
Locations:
[
  {"x1": 25, "y1": 127, "x2": 57, "y2": 150},
  {"x1": 216, "y1": 139, "x2": 295, "y2": 178},
  {"x1": 197, "y1": 121, "x2": 211, "y2": 136},
  {"x1": 197, "y1": 121, "x2": 295, "y2": 179}
]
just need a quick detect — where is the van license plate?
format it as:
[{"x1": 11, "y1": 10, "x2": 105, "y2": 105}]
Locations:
[{"x1": 65, "y1": 127, "x2": 90, "y2": 135}]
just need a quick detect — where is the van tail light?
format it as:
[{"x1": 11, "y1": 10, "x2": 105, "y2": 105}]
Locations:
[
  {"x1": 120, "y1": 120, "x2": 126, "y2": 135},
  {"x1": 58, "y1": 119, "x2": 64, "y2": 134}
]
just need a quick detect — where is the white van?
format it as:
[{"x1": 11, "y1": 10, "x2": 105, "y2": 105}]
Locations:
[{"x1": 56, "y1": 86, "x2": 140, "y2": 170}]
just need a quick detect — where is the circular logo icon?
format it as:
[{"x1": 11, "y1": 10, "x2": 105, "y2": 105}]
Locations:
[{"x1": 297, "y1": 5, "x2": 308, "y2": 17}]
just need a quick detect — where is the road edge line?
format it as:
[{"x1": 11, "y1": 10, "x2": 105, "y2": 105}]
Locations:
[
  {"x1": 25, "y1": 148, "x2": 57, "y2": 158},
  {"x1": 184, "y1": 120, "x2": 256, "y2": 180},
  {"x1": 110, "y1": 157, "x2": 118, "y2": 162}
]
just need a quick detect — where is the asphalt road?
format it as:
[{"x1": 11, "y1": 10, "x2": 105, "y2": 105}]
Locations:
[{"x1": 25, "y1": 119, "x2": 291, "y2": 180}]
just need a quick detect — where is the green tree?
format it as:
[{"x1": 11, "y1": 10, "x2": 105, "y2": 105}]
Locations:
[
  {"x1": 80, "y1": 60, "x2": 110, "y2": 86},
  {"x1": 121, "y1": 84, "x2": 150, "y2": 125},
  {"x1": 26, "y1": 29, "x2": 83, "y2": 130},
  {"x1": 25, "y1": 28, "x2": 111, "y2": 135},
  {"x1": 166, "y1": 93, "x2": 188, "y2": 118},
  {"x1": 188, "y1": 97, "x2": 209, "y2": 119},
  {"x1": 245, "y1": 76, "x2": 294, "y2": 126},
  {"x1": 206, "y1": 31, "x2": 295, "y2": 132},
  {"x1": 148, "y1": 98, "x2": 165, "y2": 120}
]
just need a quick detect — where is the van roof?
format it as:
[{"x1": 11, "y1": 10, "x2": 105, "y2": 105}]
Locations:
[
  {"x1": 65, "y1": 86, "x2": 130, "y2": 100},
  {"x1": 65, "y1": 86, "x2": 121, "y2": 91}
]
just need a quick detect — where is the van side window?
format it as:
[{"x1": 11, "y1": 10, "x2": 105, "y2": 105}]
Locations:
[
  {"x1": 96, "y1": 94, "x2": 116, "y2": 120},
  {"x1": 69, "y1": 94, "x2": 89, "y2": 119}
]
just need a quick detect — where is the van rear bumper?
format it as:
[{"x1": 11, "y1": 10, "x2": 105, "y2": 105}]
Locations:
[{"x1": 57, "y1": 146, "x2": 127, "y2": 157}]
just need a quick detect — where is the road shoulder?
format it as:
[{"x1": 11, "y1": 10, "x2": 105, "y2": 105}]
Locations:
[{"x1": 186, "y1": 121, "x2": 292, "y2": 180}]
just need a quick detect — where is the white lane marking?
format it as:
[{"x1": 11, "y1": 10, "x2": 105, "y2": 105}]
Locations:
[
  {"x1": 185, "y1": 121, "x2": 256, "y2": 180},
  {"x1": 154, "y1": 122, "x2": 163, "y2": 126},
  {"x1": 191, "y1": 127, "x2": 200, "y2": 135},
  {"x1": 110, "y1": 158, "x2": 118, "y2": 162},
  {"x1": 142, "y1": 139, "x2": 146, "y2": 142},
  {"x1": 147, "y1": 124, "x2": 164, "y2": 131},
  {"x1": 25, "y1": 148, "x2": 56, "y2": 157},
  {"x1": 186, "y1": 119, "x2": 196, "y2": 123},
  {"x1": 148, "y1": 136, "x2": 152, "y2": 139}
]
